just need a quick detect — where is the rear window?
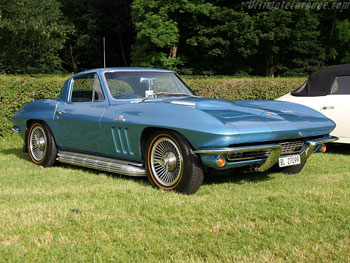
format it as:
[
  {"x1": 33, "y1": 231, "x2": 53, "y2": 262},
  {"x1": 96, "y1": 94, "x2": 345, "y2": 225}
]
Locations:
[
  {"x1": 291, "y1": 81, "x2": 308, "y2": 96},
  {"x1": 331, "y1": 76, "x2": 350, "y2": 95}
]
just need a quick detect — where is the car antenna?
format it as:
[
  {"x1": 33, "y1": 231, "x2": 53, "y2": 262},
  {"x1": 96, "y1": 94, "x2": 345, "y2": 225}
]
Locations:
[{"x1": 103, "y1": 37, "x2": 106, "y2": 68}]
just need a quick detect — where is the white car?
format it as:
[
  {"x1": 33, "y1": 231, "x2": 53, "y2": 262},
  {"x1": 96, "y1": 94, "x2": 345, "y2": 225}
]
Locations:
[{"x1": 277, "y1": 64, "x2": 350, "y2": 144}]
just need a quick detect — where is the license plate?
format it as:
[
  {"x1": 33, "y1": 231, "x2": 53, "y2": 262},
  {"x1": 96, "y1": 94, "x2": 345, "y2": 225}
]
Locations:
[{"x1": 279, "y1": 155, "x2": 301, "y2": 168}]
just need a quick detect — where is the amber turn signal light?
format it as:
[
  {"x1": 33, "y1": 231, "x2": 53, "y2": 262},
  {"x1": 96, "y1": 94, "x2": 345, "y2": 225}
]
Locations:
[
  {"x1": 321, "y1": 144, "x2": 327, "y2": 153},
  {"x1": 216, "y1": 157, "x2": 226, "y2": 167}
]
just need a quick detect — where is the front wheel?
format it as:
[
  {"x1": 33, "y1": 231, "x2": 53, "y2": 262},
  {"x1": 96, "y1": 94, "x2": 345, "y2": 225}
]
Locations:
[
  {"x1": 27, "y1": 121, "x2": 57, "y2": 167},
  {"x1": 145, "y1": 130, "x2": 204, "y2": 194}
]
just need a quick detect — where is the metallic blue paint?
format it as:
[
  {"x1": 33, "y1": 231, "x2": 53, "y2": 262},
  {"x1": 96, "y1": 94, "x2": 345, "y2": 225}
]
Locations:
[{"x1": 12, "y1": 67, "x2": 336, "y2": 171}]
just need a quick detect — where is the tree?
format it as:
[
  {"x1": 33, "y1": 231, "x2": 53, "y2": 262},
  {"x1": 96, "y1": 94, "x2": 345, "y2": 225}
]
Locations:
[
  {"x1": 58, "y1": 0, "x2": 99, "y2": 72},
  {"x1": 58, "y1": 0, "x2": 135, "y2": 72},
  {"x1": 335, "y1": 19, "x2": 350, "y2": 63},
  {"x1": 131, "y1": 0, "x2": 257, "y2": 74},
  {"x1": 276, "y1": 11, "x2": 325, "y2": 76},
  {"x1": 253, "y1": 10, "x2": 292, "y2": 76},
  {"x1": 0, "y1": 0, "x2": 71, "y2": 74},
  {"x1": 183, "y1": 4, "x2": 258, "y2": 74},
  {"x1": 130, "y1": 0, "x2": 183, "y2": 69},
  {"x1": 92, "y1": 0, "x2": 135, "y2": 67}
]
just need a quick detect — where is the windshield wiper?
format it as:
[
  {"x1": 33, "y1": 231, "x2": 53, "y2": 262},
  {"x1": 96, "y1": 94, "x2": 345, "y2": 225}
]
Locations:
[
  {"x1": 153, "y1": 92, "x2": 192, "y2": 97},
  {"x1": 137, "y1": 92, "x2": 192, "y2": 103}
]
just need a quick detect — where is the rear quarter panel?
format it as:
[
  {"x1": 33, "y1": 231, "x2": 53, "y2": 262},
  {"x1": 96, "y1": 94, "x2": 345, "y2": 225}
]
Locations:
[{"x1": 12, "y1": 99, "x2": 59, "y2": 140}]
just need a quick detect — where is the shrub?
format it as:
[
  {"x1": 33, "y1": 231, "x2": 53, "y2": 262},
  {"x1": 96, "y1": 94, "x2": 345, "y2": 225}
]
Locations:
[
  {"x1": 184, "y1": 76, "x2": 305, "y2": 100},
  {"x1": 0, "y1": 75, "x2": 306, "y2": 137},
  {"x1": 0, "y1": 75, "x2": 67, "y2": 137}
]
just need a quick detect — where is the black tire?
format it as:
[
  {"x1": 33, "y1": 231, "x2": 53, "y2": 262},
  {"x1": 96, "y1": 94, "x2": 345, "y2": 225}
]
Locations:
[
  {"x1": 145, "y1": 130, "x2": 204, "y2": 194},
  {"x1": 279, "y1": 162, "x2": 306, "y2": 174},
  {"x1": 27, "y1": 121, "x2": 57, "y2": 167}
]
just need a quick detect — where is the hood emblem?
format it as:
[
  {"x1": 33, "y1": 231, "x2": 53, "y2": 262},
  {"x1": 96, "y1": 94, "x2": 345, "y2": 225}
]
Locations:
[
  {"x1": 266, "y1": 112, "x2": 277, "y2": 116},
  {"x1": 115, "y1": 115, "x2": 126, "y2": 122}
]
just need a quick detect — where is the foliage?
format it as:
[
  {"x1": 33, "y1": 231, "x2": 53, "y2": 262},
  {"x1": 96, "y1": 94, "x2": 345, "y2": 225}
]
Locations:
[
  {"x1": 0, "y1": 75, "x2": 66, "y2": 137},
  {"x1": 0, "y1": 135, "x2": 349, "y2": 262},
  {"x1": 186, "y1": 76, "x2": 305, "y2": 100},
  {"x1": 274, "y1": 11, "x2": 326, "y2": 76},
  {"x1": 57, "y1": 0, "x2": 99, "y2": 73},
  {"x1": 130, "y1": 0, "x2": 187, "y2": 69},
  {"x1": 0, "y1": 74, "x2": 305, "y2": 137},
  {"x1": 1, "y1": 0, "x2": 350, "y2": 76},
  {"x1": 57, "y1": 0, "x2": 134, "y2": 73},
  {"x1": 0, "y1": 0, "x2": 71, "y2": 74},
  {"x1": 334, "y1": 19, "x2": 350, "y2": 63},
  {"x1": 183, "y1": 4, "x2": 258, "y2": 75}
]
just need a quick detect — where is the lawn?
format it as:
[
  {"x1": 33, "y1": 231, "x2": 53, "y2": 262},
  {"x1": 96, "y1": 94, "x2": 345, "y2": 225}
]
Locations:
[{"x1": 0, "y1": 135, "x2": 349, "y2": 263}]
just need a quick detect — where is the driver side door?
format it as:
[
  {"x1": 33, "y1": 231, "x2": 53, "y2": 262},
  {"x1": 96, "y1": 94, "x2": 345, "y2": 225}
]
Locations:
[{"x1": 54, "y1": 73, "x2": 109, "y2": 154}]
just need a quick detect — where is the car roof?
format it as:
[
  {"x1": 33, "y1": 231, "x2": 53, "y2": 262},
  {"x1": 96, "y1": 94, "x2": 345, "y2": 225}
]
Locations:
[
  {"x1": 75, "y1": 67, "x2": 173, "y2": 76},
  {"x1": 293, "y1": 64, "x2": 350, "y2": 96}
]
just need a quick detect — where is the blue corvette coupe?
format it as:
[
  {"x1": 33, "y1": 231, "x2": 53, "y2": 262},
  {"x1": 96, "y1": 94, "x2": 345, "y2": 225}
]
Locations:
[{"x1": 12, "y1": 68, "x2": 337, "y2": 194}]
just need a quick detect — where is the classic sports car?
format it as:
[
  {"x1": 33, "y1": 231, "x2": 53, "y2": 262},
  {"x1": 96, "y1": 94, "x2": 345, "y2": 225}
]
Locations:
[
  {"x1": 277, "y1": 64, "x2": 350, "y2": 144},
  {"x1": 12, "y1": 68, "x2": 337, "y2": 194}
]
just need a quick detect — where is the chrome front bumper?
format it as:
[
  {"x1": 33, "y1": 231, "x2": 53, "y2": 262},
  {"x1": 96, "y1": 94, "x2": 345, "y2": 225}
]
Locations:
[{"x1": 194, "y1": 136, "x2": 338, "y2": 171}]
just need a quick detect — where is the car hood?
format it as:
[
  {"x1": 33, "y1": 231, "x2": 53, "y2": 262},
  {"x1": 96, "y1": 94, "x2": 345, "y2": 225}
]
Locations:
[{"x1": 160, "y1": 97, "x2": 335, "y2": 143}]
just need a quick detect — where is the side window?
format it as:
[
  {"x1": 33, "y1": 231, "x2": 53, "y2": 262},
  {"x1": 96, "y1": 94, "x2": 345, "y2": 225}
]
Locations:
[
  {"x1": 71, "y1": 73, "x2": 105, "y2": 102},
  {"x1": 331, "y1": 76, "x2": 350, "y2": 95}
]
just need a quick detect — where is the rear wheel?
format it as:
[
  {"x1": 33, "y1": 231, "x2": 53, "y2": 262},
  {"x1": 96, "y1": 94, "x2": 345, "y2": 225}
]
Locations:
[
  {"x1": 28, "y1": 122, "x2": 57, "y2": 167},
  {"x1": 145, "y1": 130, "x2": 204, "y2": 194}
]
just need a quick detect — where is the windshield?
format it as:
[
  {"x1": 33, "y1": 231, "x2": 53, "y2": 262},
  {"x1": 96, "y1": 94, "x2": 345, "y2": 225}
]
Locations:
[{"x1": 104, "y1": 71, "x2": 193, "y2": 100}]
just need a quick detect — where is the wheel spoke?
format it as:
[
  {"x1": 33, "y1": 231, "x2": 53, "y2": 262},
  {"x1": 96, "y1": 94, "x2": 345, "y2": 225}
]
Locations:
[
  {"x1": 29, "y1": 125, "x2": 47, "y2": 162},
  {"x1": 150, "y1": 136, "x2": 183, "y2": 187}
]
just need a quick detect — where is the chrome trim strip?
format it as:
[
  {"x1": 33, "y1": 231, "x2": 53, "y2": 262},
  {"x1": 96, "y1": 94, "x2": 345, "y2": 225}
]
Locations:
[
  {"x1": 227, "y1": 155, "x2": 269, "y2": 161},
  {"x1": 306, "y1": 136, "x2": 338, "y2": 146},
  {"x1": 194, "y1": 136, "x2": 338, "y2": 172},
  {"x1": 11, "y1": 126, "x2": 21, "y2": 132},
  {"x1": 257, "y1": 145, "x2": 283, "y2": 172},
  {"x1": 57, "y1": 150, "x2": 146, "y2": 177},
  {"x1": 170, "y1": 101, "x2": 196, "y2": 107},
  {"x1": 300, "y1": 136, "x2": 338, "y2": 163},
  {"x1": 194, "y1": 144, "x2": 281, "y2": 154}
]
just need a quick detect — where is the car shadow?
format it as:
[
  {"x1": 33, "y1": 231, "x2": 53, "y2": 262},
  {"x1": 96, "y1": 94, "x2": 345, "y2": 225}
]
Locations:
[
  {"x1": 1, "y1": 146, "x2": 150, "y2": 185},
  {"x1": 325, "y1": 143, "x2": 350, "y2": 155},
  {"x1": 0, "y1": 147, "x2": 31, "y2": 162},
  {"x1": 4, "y1": 143, "x2": 350, "y2": 188},
  {"x1": 203, "y1": 168, "x2": 272, "y2": 185},
  {"x1": 3, "y1": 146, "x2": 271, "y2": 186}
]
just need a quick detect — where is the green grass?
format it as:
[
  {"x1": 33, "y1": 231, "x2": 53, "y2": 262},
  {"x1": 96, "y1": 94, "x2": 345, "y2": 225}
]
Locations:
[{"x1": 0, "y1": 135, "x2": 349, "y2": 262}]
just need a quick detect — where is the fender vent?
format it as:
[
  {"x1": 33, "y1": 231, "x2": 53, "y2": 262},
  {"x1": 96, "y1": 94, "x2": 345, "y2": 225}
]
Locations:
[{"x1": 111, "y1": 127, "x2": 134, "y2": 156}]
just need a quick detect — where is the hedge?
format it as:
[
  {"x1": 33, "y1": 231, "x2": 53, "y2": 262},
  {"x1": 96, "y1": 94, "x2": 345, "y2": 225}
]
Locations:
[{"x1": 0, "y1": 75, "x2": 305, "y2": 137}]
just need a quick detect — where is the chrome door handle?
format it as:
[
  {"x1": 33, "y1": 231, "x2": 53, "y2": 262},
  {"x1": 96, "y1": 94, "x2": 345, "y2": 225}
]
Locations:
[
  {"x1": 321, "y1": 106, "x2": 334, "y2": 110},
  {"x1": 56, "y1": 110, "x2": 66, "y2": 115}
]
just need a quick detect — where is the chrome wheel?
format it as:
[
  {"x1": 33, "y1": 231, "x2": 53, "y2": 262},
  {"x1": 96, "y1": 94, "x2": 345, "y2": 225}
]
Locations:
[
  {"x1": 29, "y1": 125, "x2": 47, "y2": 162},
  {"x1": 150, "y1": 137, "x2": 183, "y2": 187}
]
